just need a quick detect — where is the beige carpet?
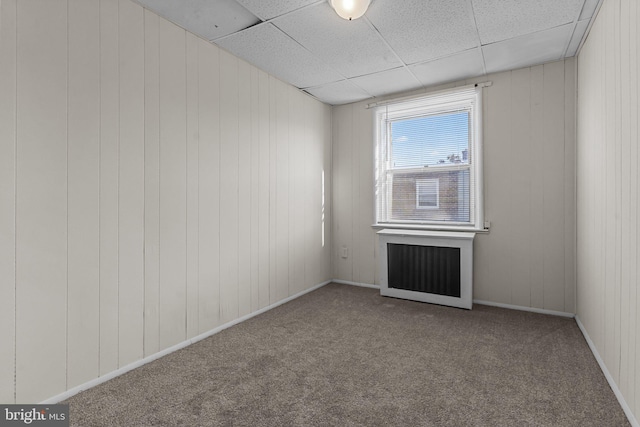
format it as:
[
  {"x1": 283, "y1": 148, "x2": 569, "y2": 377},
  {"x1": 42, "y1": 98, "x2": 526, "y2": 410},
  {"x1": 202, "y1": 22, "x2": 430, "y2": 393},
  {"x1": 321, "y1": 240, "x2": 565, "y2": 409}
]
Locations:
[{"x1": 65, "y1": 283, "x2": 629, "y2": 426}]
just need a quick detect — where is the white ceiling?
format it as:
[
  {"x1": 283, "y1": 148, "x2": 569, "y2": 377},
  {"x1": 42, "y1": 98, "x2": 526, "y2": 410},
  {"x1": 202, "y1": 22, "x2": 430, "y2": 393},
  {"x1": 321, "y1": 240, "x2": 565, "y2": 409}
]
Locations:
[{"x1": 133, "y1": 0, "x2": 601, "y2": 105}]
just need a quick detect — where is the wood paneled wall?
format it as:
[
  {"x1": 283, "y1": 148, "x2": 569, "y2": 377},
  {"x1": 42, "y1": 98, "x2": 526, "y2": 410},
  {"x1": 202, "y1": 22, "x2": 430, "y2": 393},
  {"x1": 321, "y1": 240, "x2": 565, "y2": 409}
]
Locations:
[
  {"x1": 331, "y1": 60, "x2": 576, "y2": 314},
  {"x1": 577, "y1": 0, "x2": 640, "y2": 420},
  {"x1": 0, "y1": 0, "x2": 332, "y2": 404}
]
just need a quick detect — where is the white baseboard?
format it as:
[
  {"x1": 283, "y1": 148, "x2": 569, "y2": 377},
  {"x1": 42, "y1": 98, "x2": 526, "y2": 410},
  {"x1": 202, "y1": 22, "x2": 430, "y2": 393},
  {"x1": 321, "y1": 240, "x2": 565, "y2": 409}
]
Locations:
[
  {"x1": 334, "y1": 281, "x2": 575, "y2": 318},
  {"x1": 575, "y1": 316, "x2": 639, "y2": 427},
  {"x1": 332, "y1": 279, "x2": 380, "y2": 289},
  {"x1": 40, "y1": 280, "x2": 332, "y2": 404},
  {"x1": 472, "y1": 299, "x2": 575, "y2": 318}
]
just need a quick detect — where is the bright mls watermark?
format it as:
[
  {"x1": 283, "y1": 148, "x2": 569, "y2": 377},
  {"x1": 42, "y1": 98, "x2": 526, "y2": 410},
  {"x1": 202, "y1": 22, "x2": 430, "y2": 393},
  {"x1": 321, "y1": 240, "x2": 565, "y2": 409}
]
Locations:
[{"x1": 0, "y1": 405, "x2": 68, "y2": 426}]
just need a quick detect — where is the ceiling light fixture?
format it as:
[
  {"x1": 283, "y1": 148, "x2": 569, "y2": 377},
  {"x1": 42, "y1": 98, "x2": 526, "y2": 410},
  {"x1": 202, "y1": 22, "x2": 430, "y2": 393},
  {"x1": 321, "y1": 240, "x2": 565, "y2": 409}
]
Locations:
[{"x1": 329, "y1": 0, "x2": 371, "y2": 21}]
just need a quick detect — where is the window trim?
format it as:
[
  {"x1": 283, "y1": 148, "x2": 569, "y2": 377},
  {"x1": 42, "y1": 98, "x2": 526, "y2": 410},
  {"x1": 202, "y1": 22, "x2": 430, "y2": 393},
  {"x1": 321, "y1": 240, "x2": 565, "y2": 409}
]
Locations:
[{"x1": 373, "y1": 84, "x2": 485, "y2": 231}]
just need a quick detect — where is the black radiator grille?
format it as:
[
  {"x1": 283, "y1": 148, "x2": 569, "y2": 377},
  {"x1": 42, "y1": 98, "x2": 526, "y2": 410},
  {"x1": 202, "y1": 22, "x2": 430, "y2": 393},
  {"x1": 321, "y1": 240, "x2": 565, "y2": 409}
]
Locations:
[{"x1": 387, "y1": 243, "x2": 461, "y2": 298}]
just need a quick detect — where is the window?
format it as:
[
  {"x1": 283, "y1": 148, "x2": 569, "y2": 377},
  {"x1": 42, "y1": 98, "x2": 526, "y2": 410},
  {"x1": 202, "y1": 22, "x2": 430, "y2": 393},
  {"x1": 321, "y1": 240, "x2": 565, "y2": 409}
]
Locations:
[
  {"x1": 416, "y1": 178, "x2": 439, "y2": 209},
  {"x1": 374, "y1": 85, "x2": 483, "y2": 230}
]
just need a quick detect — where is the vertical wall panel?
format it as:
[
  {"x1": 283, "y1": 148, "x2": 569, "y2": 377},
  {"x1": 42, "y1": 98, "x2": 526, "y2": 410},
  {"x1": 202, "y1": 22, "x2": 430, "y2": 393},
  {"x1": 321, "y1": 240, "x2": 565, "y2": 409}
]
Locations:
[
  {"x1": 509, "y1": 67, "x2": 532, "y2": 307},
  {"x1": 480, "y1": 71, "x2": 512, "y2": 304},
  {"x1": 323, "y1": 104, "x2": 333, "y2": 281},
  {"x1": 564, "y1": 57, "x2": 577, "y2": 315},
  {"x1": 0, "y1": 0, "x2": 17, "y2": 404},
  {"x1": 304, "y1": 96, "x2": 319, "y2": 288},
  {"x1": 316, "y1": 101, "x2": 327, "y2": 284},
  {"x1": 603, "y1": 2, "x2": 617, "y2": 378},
  {"x1": 275, "y1": 80, "x2": 290, "y2": 301},
  {"x1": 354, "y1": 100, "x2": 375, "y2": 286},
  {"x1": 15, "y1": 0, "x2": 68, "y2": 403},
  {"x1": 332, "y1": 105, "x2": 353, "y2": 282},
  {"x1": 528, "y1": 65, "x2": 545, "y2": 309},
  {"x1": 626, "y1": 0, "x2": 638, "y2": 411},
  {"x1": 349, "y1": 102, "x2": 361, "y2": 285},
  {"x1": 595, "y1": 12, "x2": 605, "y2": 353},
  {"x1": 577, "y1": 0, "x2": 640, "y2": 422},
  {"x1": 302, "y1": 96, "x2": 313, "y2": 288},
  {"x1": 635, "y1": 1, "x2": 640, "y2": 413},
  {"x1": 259, "y1": 71, "x2": 271, "y2": 308},
  {"x1": 269, "y1": 76, "x2": 278, "y2": 304},
  {"x1": 219, "y1": 50, "x2": 240, "y2": 322},
  {"x1": 99, "y1": 0, "x2": 120, "y2": 376},
  {"x1": 197, "y1": 39, "x2": 220, "y2": 333},
  {"x1": 143, "y1": 8, "x2": 161, "y2": 357},
  {"x1": 289, "y1": 89, "x2": 305, "y2": 295},
  {"x1": 238, "y1": 60, "x2": 252, "y2": 315},
  {"x1": 619, "y1": 0, "x2": 631, "y2": 397},
  {"x1": 159, "y1": 18, "x2": 187, "y2": 350},
  {"x1": 186, "y1": 32, "x2": 200, "y2": 338},
  {"x1": 301, "y1": 91, "x2": 313, "y2": 292},
  {"x1": 118, "y1": 0, "x2": 145, "y2": 367},
  {"x1": 67, "y1": 0, "x2": 100, "y2": 388},
  {"x1": 577, "y1": 6, "x2": 600, "y2": 348},
  {"x1": 250, "y1": 66, "x2": 261, "y2": 311},
  {"x1": 542, "y1": 61, "x2": 567, "y2": 312},
  {"x1": 613, "y1": 3, "x2": 623, "y2": 387},
  {"x1": 323, "y1": 102, "x2": 334, "y2": 285}
]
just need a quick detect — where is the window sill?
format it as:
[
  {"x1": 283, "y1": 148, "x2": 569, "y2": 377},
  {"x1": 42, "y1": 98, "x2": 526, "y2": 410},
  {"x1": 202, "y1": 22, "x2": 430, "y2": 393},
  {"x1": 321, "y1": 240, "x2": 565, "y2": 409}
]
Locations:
[{"x1": 371, "y1": 223, "x2": 489, "y2": 234}]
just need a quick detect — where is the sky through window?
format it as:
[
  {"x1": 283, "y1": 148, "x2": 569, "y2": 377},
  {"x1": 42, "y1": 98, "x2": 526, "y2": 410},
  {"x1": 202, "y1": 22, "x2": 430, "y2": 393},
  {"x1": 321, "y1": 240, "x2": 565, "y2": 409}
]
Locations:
[{"x1": 391, "y1": 111, "x2": 469, "y2": 168}]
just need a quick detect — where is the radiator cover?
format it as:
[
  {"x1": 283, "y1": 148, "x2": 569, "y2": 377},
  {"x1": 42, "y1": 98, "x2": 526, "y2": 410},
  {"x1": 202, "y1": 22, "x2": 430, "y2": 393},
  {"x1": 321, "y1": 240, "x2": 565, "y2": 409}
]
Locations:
[{"x1": 378, "y1": 229, "x2": 474, "y2": 309}]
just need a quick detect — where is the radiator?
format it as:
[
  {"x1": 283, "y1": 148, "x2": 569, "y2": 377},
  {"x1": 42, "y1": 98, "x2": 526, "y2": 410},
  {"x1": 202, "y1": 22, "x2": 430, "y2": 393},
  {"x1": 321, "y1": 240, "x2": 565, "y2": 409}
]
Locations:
[{"x1": 377, "y1": 229, "x2": 474, "y2": 309}]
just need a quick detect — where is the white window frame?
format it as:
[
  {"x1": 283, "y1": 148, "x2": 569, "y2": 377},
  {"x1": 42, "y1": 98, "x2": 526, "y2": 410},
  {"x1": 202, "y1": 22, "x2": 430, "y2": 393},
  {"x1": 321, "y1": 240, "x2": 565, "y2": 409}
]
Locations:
[
  {"x1": 416, "y1": 178, "x2": 439, "y2": 210},
  {"x1": 373, "y1": 84, "x2": 484, "y2": 231}
]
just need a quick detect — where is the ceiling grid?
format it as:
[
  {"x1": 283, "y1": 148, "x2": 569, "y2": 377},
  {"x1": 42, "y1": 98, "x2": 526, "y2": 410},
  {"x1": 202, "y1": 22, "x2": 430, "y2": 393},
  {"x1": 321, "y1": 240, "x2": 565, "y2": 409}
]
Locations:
[{"x1": 132, "y1": 0, "x2": 602, "y2": 105}]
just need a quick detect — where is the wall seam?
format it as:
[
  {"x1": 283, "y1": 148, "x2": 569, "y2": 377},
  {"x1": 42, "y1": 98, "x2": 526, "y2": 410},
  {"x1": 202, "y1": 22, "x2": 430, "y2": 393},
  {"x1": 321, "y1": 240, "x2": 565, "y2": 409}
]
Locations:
[
  {"x1": 116, "y1": 0, "x2": 120, "y2": 369},
  {"x1": 196, "y1": 36, "x2": 200, "y2": 337},
  {"x1": 157, "y1": 16, "x2": 161, "y2": 351},
  {"x1": 141, "y1": 0, "x2": 146, "y2": 360},
  {"x1": 65, "y1": 0, "x2": 70, "y2": 393},
  {"x1": 97, "y1": 0, "x2": 102, "y2": 379},
  {"x1": 13, "y1": 0, "x2": 18, "y2": 404},
  {"x1": 217, "y1": 49, "x2": 221, "y2": 324},
  {"x1": 184, "y1": 29, "x2": 188, "y2": 341},
  {"x1": 576, "y1": 21, "x2": 582, "y2": 322}
]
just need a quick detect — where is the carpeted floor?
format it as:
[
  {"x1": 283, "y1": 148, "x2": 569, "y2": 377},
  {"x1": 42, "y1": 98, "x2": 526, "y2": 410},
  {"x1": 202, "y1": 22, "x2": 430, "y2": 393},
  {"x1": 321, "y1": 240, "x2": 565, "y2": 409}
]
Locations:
[{"x1": 65, "y1": 283, "x2": 629, "y2": 426}]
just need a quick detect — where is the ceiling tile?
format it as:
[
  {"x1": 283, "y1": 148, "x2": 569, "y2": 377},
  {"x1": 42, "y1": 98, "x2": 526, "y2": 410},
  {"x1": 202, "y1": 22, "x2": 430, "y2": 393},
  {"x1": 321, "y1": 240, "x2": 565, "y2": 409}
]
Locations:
[
  {"x1": 579, "y1": 0, "x2": 600, "y2": 20},
  {"x1": 483, "y1": 24, "x2": 572, "y2": 74},
  {"x1": 472, "y1": 0, "x2": 584, "y2": 45},
  {"x1": 305, "y1": 80, "x2": 372, "y2": 105},
  {"x1": 215, "y1": 23, "x2": 343, "y2": 89},
  {"x1": 566, "y1": 19, "x2": 590, "y2": 57},
  {"x1": 349, "y1": 67, "x2": 421, "y2": 97},
  {"x1": 409, "y1": 49, "x2": 485, "y2": 88},
  {"x1": 366, "y1": 0, "x2": 478, "y2": 65},
  {"x1": 273, "y1": 3, "x2": 402, "y2": 78},
  {"x1": 134, "y1": 0, "x2": 260, "y2": 40},
  {"x1": 235, "y1": 0, "x2": 320, "y2": 20}
]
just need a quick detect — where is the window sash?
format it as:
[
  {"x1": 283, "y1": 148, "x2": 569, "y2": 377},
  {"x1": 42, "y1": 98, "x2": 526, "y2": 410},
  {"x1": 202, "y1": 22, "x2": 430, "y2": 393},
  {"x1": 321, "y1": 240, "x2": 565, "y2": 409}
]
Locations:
[
  {"x1": 375, "y1": 86, "x2": 483, "y2": 230},
  {"x1": 381, "y1": 168, "x2": 473, "y2": 225}
]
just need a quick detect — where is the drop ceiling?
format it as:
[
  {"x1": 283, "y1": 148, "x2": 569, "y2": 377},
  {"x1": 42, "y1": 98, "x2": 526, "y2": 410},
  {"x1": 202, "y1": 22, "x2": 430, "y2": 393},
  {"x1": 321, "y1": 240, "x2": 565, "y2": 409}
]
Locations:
[{"x1": 133, "y1": 0, "x2": 601, "y2": 105}]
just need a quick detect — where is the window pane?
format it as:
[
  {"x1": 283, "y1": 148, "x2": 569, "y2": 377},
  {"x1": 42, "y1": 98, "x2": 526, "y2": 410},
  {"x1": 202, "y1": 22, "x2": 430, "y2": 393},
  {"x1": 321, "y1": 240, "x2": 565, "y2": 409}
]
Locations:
[
  {"x1": 416, "y1": 178, "x2": 439, "y2": 209},
  {"x1": 390, "y1": 169, "x2": 470, "y2": 222},
  {"x1": 391, "y1": 111, "x2": 469, "y2": 169}
]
